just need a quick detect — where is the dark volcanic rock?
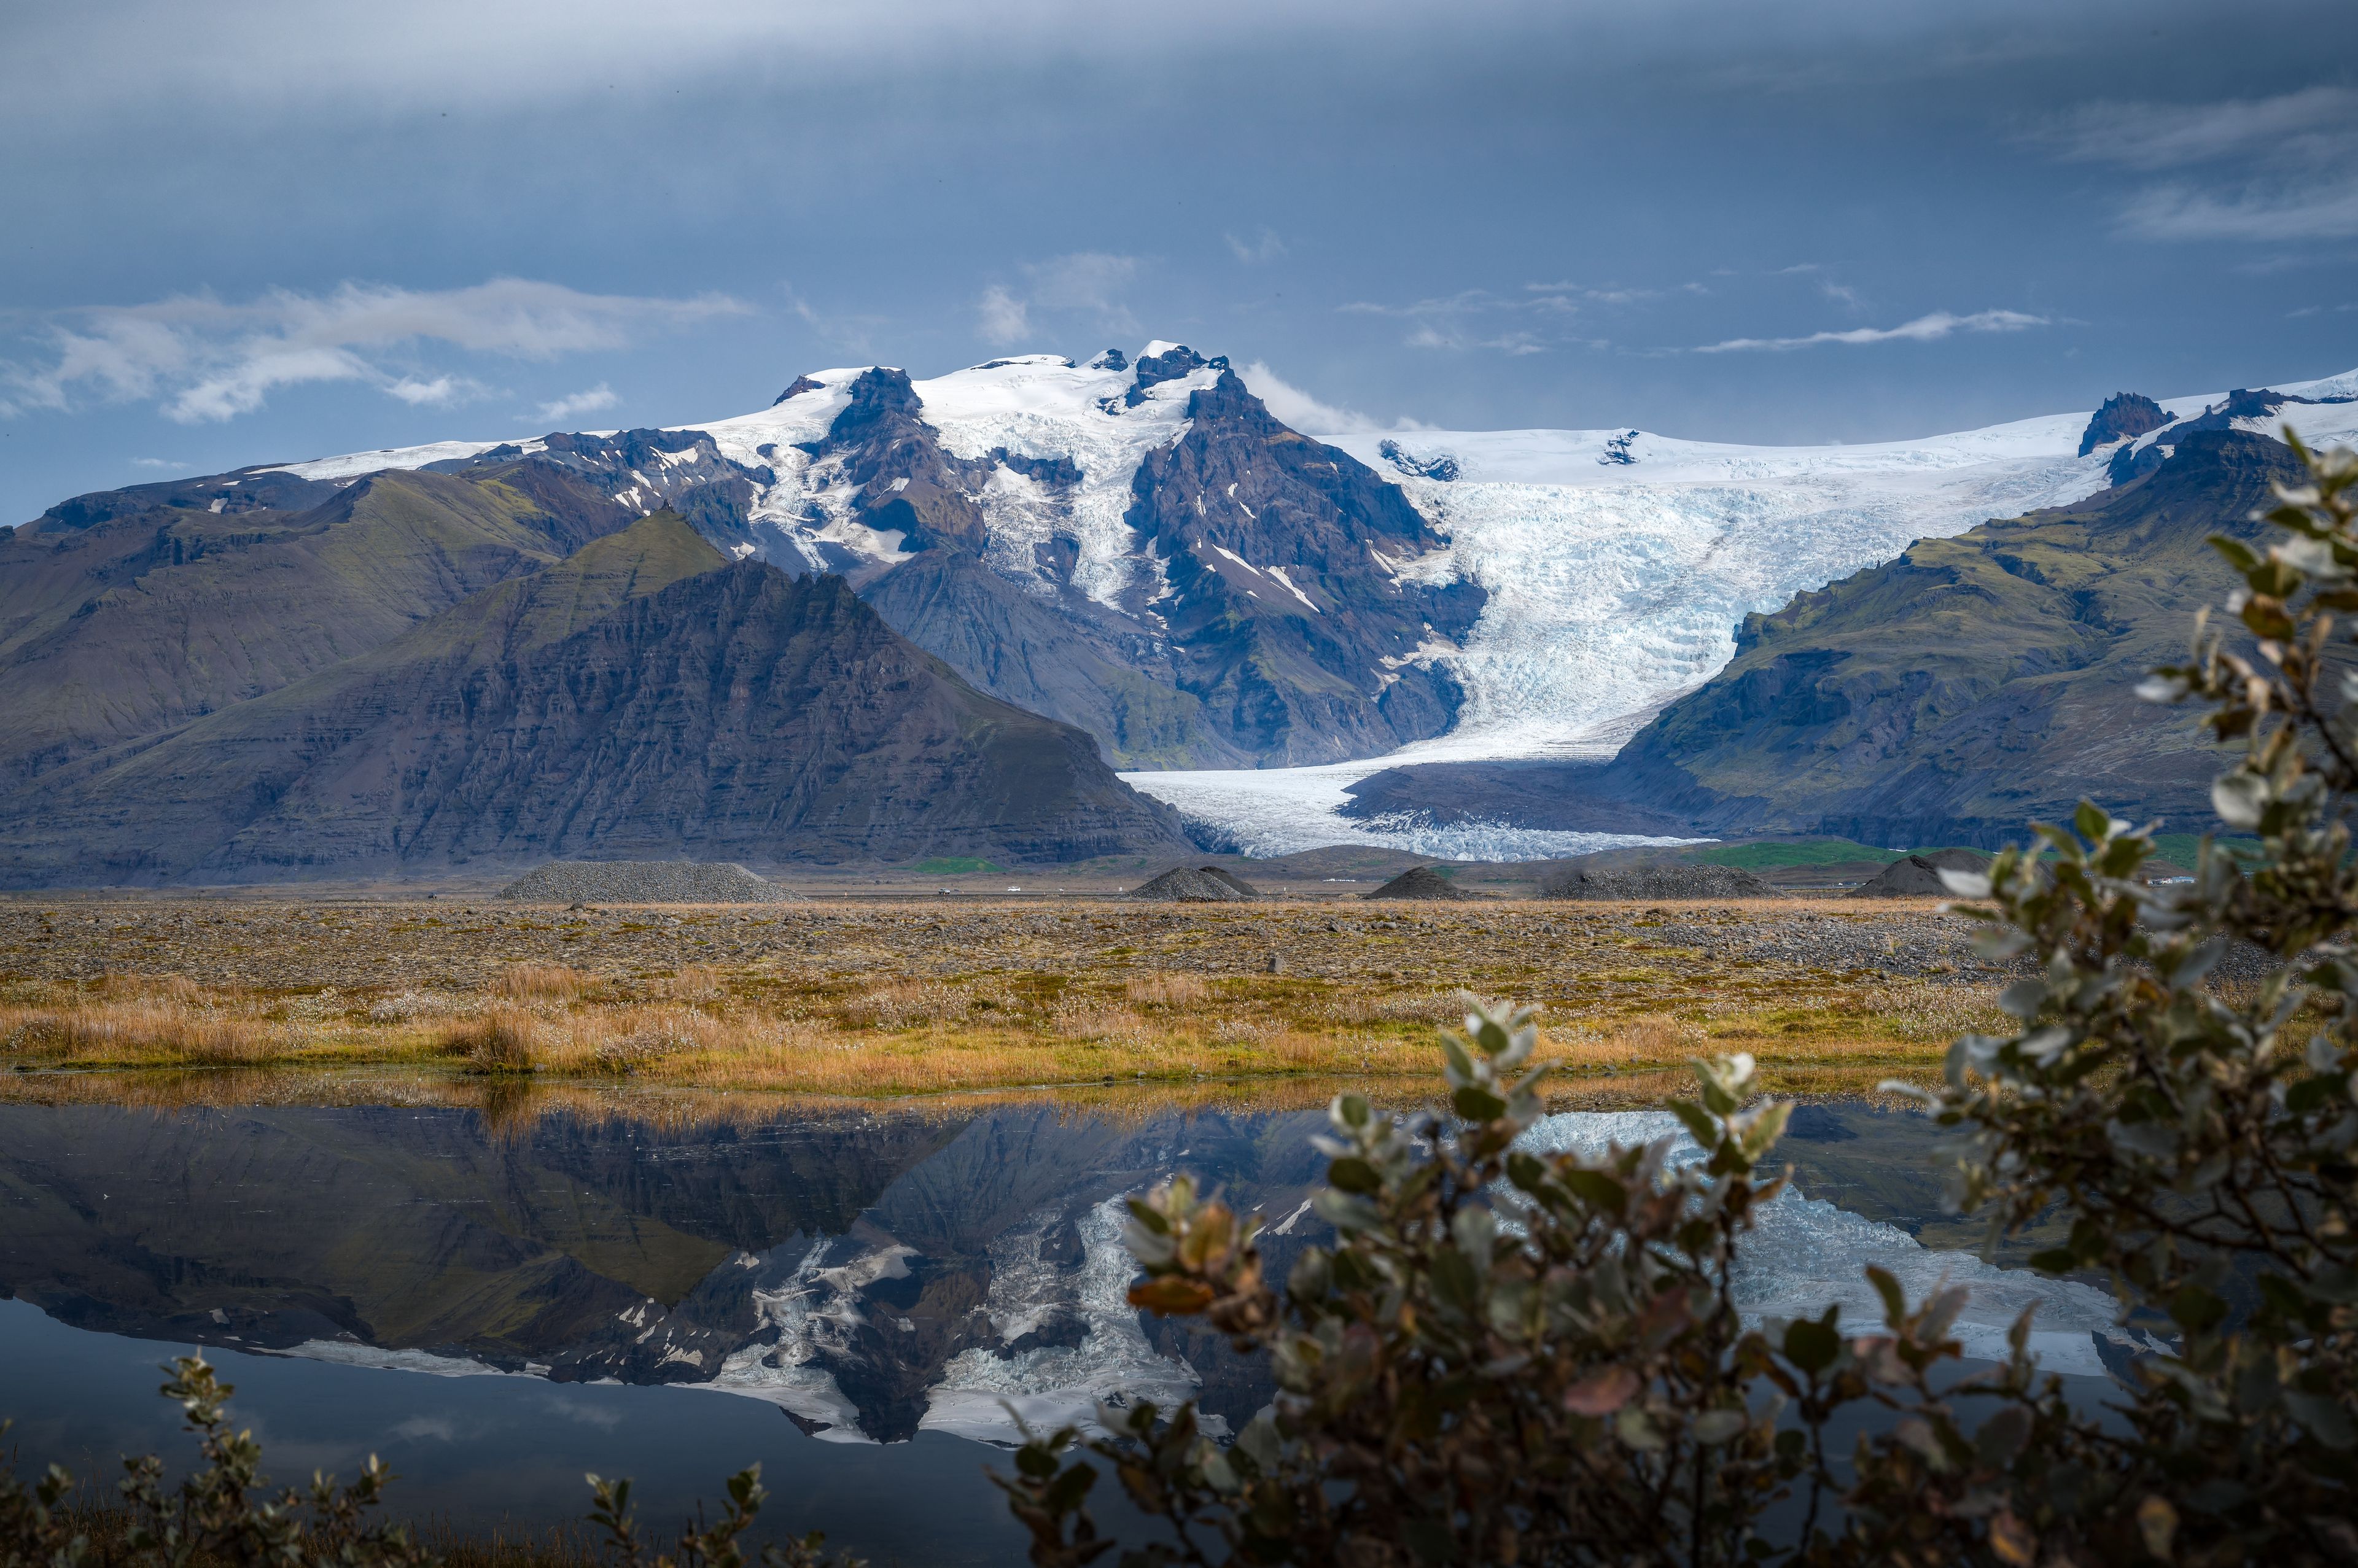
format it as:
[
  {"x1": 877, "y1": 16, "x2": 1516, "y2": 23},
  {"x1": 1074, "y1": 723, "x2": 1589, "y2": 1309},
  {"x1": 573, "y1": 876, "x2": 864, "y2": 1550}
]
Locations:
[
  {"x1": 2078, "y1": 393, "x2": 2170, "y2": 456},
  {"x1": 1126, "y1": 343, "x2": 1224, "y2": 406},
  {"x1": 1366, "y1": 866, "x2": 1481, "y2": 901},
  {"x1": 1848, "y1": 848, "x2": 1990, "y2": 898},
  {"x1": 0, "y1": 515, "x2": 1190, "y2": 884},
  {"x1": 1128, "y1": 865, "x2": 1259, "y2": 901}
]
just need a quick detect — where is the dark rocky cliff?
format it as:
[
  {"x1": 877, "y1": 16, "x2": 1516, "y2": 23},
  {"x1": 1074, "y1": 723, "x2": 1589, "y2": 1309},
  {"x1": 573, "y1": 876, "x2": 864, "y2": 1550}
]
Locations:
[{"x1": 1122, "y1": 370, "x2": 1485, "y2": 764}]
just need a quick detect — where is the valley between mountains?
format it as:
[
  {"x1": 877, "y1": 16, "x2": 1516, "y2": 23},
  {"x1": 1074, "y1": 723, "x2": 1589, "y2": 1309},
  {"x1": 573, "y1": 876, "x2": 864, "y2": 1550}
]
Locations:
[{"x1": 5, "y1": 343, "x2": 2356, "y2": 885}]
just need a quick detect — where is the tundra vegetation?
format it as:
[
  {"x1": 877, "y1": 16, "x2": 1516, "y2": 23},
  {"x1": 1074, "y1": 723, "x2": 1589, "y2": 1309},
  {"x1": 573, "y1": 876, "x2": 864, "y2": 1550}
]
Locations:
[
  {"x1": 0, "y1": 900, "x2": 2011, "y2": 1096},
  {"x1": 7, "y1": 437, "x2": 2358, "y2": 1565}
]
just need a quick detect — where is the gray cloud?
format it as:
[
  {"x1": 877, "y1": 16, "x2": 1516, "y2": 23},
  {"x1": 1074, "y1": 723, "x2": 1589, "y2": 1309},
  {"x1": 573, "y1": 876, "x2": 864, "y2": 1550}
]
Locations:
[
  {"x1": 2032, "y1": 88, "x2": 2358, "y2": 242},
  {"x1": 0, "y1": 279, "x2": 744, "y2": 422}
]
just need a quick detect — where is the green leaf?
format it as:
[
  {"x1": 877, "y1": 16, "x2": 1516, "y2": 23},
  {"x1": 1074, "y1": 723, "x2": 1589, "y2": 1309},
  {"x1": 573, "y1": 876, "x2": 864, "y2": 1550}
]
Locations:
[
  {"x1": 1327, "y1": 1156, "x2": 1382, "y2": 1195},
  {"x1": 1452, "y1": 1085, "x2": 1508, "y2": 1124},
  {"x1": 1783, "y1": 1317, "x2": 1841, "y2": 1375},
  {"x1": 1738, "y1": 1101, "x2": 1792, "y2": 1164},
  {"x1": 1431, "y1": 1249, "x2": 1480, "y2": 1316},
  {"x1": 2074, "y1": 801, "x2": 2110, "y2": 842},
  {"x1": 1439, "y1": 1035, "x2": 1477, "y2": 1090},
  {"x1": 2169, "y1": 1284, "x2": 2228, "y2": 1334},
  {"x1": 2284, "y1": 1391, "x2": 2356, "y2": 1449},
  {"x1": 1667, "y1": 1100, "x2": 1720, "y2": 1149},
  {"x1": 1865, "y1": 1265, "x2": 1907, "y2": 1326},
  {"x1": 2028, "y1": 1249, "x2": 2078, "y2": 1275},
  {"x1": 1564, "y1": 1168, "x2": 1628, "y2": 1216}
]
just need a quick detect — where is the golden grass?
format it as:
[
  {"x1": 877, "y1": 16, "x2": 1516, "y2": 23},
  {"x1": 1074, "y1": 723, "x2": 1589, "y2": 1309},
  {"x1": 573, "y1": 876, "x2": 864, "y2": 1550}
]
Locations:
[
  {"x1": 494, "y1": 962, "x2": 599, "y2": 1001},
  {"x1": 0, "y1": 896, "x2": 2021, "y2": 1098},
  {"x1": 0, "y1": 969, "x2": 1980, "y2": 1095}
]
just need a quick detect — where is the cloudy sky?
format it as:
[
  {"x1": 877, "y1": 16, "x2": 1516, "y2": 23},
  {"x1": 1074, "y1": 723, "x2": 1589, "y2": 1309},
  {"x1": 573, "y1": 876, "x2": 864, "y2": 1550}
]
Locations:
[{"x1": 4, "y1": 0, "x2": 2356, "y2": 521}]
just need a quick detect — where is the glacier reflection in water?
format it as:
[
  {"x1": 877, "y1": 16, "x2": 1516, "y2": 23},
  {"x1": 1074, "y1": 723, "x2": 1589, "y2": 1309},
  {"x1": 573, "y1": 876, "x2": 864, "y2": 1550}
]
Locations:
[{"x1": 0, "y1": 1092, "x2": 2143, "y2": 1556}]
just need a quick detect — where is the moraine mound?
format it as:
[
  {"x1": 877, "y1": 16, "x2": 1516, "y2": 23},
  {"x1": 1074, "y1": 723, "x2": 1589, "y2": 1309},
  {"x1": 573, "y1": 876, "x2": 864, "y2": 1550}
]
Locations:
[
  {"x1": 1366, "y1": 866, "x2": 1481, "y2": 901},
  {"x1": 499, "y1": 861, "x2": 796, "y2": 904},
  {"x1": 1128, "y1": 865, "x2": 1260, "y2": 901},
  {"x1": 1542, "y1": 864, "x2": 1786, "y2": 901},
  {"x1": 1846, "y1": 848, "x2": 1990, "y2": 898}
]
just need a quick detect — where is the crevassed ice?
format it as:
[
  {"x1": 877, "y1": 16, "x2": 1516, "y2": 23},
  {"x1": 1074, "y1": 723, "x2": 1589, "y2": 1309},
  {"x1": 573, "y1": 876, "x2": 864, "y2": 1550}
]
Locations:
[
  {"x1": 923, "y1": 1196, "x2": 1202, "y2": 1446},
  {"x1": 911, "y1": 355, "x2": 1220, "y2": 611},
  {"x1": 699, "y1": 1234, "x2": 878, "y2": 1443},
  {"x1": 1517, "y1": 1111, "x2": 2159, "y2": 1378}
]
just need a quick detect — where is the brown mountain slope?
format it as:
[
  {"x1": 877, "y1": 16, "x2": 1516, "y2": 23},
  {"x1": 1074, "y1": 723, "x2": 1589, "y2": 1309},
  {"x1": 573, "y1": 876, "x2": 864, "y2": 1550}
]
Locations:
[
  {"x1": 0, "y1": 514, "x2": 1189, "y2": 883},
  {"x1": 0, "y1": 464, "x2": 633, "y2": 785}
]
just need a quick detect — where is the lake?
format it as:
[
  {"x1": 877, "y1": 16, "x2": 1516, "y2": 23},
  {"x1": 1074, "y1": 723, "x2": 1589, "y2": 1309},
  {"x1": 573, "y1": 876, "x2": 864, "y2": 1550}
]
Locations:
[{"x1": 0, "y1": 1077, "x2": 2145, "y2": 1565}]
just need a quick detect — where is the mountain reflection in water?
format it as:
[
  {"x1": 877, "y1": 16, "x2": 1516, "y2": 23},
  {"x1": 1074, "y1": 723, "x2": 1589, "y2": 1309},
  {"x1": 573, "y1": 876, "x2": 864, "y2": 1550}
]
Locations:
[{"x1": 1, "y1": 1087, "x2": 2143, "y2": 1558}]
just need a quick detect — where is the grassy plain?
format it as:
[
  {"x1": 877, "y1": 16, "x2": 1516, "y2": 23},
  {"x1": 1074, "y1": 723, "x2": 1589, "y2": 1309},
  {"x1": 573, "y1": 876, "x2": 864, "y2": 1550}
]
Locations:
[{"x1": 0, "y1": 896, "x2": 2009, "y2": 1099}]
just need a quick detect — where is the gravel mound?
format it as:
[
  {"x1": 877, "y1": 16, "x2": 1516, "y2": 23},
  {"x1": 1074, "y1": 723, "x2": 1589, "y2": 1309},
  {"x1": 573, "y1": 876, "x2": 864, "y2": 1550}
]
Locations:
[
  {"x1": 1542, "y1": 863, "x2": 1786, "y2": 901},
  {"x1": 1127, "y1": 865, "x2": 1260, "y2": 901},
  {"x1": 1366, "y1": 866, "x2": 1481, "y2": 901},
  {"x1": 498, "y1": 861, "x2": 796, "y2": 904},
  {"x1": 1848, "y1": 848, "x2": 1990, "y2": 898}
]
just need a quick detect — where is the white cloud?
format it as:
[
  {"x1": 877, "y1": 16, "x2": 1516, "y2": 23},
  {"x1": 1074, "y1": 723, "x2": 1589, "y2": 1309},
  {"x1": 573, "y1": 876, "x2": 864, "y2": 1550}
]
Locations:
[
  {"x1": 1693, "y1": 308, "x2": 2047, "y2": 353},
  {"x1": 1238, "y1": 361, "x2": 1369, "y2": 435},
  {"x1": 129, "y1": 457, "x2": 185, "y2": 469},
  {"x1": 975, "y1": 253, "x2": 1139, "y2": 349},
  {"x1": 2031, "y1": 88, "x2": 2358, "y2": 243},
  {"x1": 0, "y1": 278, "x2": 745, "y2": 422},
  {"x1": 1225, "y1": 227, "x2": 1286, "y2": 263},
  {"x1": 537, "y1": 382, "x2": 618, "y2": 422},
  {"x1": 976, "y1": 284, "x2": 1031, "y2": 347},
  {"x1": 389, "y1": 375, "x2": 489, "y2": 407}
]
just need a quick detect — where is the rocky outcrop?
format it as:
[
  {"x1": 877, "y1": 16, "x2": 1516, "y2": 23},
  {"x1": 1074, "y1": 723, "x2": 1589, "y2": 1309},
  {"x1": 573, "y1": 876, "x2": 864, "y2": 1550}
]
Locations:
[
  {"x1": 2077, "y1": 392, "x2": 2169, "y2": 456},
  {"x1": 1124, "y1": 370, "x2": 1485, "y2": 763}
]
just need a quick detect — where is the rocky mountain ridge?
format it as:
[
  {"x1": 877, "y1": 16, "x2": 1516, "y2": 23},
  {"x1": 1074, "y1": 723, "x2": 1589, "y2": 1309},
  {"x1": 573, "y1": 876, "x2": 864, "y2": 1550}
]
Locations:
[{"x1": 0, "y1": 514, "x2": 1189, "y2": 884}]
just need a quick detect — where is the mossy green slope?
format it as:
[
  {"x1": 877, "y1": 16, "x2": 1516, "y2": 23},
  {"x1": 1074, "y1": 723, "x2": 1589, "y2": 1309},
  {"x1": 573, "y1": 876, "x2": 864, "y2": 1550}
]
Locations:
[{"x1": 0, "y1": 464, "x2": 632, "y2": 787}]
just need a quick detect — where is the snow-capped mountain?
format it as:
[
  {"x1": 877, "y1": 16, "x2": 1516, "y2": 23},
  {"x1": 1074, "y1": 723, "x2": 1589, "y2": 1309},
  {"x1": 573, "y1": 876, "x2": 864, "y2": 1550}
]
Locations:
[
  {"x1": 243, "y1": 351, "x2": 2358, "y2": 856},
  {"x1": 268, "y1": 344, "x2": 1485, "y2": 772},
  {"x1": 258, "y1": 354, "x2": 2358, "y2": 778}
]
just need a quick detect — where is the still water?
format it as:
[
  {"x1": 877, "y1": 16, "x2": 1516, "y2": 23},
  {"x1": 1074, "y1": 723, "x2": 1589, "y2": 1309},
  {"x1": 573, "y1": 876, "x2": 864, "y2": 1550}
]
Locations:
[{"x1": 0, "y1": 1082, "x2": 2146, "y2": 1564}]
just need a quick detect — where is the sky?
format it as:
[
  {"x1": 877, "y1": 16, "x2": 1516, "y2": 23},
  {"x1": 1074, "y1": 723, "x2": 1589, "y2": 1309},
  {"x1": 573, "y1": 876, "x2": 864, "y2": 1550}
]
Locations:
[{"x1": 3, "y1": 0, "x2": 2357, "y2": 522}]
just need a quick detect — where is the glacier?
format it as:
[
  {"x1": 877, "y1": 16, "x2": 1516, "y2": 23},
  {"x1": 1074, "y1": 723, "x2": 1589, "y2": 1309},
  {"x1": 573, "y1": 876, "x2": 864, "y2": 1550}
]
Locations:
[{"x1": 263, "y1": 354, "x2": 2358, "y2": 861}]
